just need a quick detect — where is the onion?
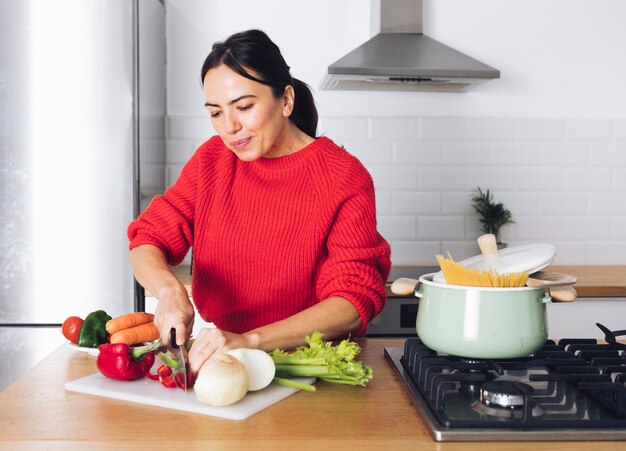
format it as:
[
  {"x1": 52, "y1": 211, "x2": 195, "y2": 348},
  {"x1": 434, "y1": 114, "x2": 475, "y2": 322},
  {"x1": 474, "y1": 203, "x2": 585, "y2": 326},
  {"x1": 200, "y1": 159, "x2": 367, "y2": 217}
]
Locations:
[
  {"x1": 226, "y1": 348, "x2": 276, "y2": 391},
  {"x1": 194, "y1": 353, "x2": 249, "y2": 406}
]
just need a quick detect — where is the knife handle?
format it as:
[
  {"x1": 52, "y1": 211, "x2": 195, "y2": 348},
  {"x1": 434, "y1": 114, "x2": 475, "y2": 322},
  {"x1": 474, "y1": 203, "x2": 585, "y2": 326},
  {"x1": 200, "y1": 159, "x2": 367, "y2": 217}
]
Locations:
[{"x1": 170, "y1": 328, "x2": 180, "y2": 349}]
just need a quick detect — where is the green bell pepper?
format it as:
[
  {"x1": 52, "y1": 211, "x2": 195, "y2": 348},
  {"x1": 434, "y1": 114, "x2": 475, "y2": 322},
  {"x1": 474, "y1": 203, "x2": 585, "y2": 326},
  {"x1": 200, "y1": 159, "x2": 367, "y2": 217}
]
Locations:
[{"x1": 77, "y1": 310, "x2": 112, "y2": 348}]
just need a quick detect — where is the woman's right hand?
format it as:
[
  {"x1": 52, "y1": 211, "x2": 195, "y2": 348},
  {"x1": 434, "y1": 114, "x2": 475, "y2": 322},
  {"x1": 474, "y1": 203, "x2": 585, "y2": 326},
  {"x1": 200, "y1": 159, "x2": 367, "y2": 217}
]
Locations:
[{"x1": 154, "y1": 284, "x2": 195, "y2": 347}]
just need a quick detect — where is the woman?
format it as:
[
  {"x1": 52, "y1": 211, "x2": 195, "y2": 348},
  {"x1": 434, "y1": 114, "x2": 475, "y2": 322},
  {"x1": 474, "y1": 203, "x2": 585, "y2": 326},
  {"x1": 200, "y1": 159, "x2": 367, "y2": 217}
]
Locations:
[{"x1": 128, "y1": 29, "x2": 391, "y2": 374}]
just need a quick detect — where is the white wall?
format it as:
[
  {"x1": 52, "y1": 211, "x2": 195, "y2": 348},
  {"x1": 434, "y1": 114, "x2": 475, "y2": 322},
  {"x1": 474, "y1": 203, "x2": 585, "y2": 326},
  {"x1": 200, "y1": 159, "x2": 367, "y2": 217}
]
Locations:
[{"x1": 164, "y1": 0, "x2": 626, "y2": 265}]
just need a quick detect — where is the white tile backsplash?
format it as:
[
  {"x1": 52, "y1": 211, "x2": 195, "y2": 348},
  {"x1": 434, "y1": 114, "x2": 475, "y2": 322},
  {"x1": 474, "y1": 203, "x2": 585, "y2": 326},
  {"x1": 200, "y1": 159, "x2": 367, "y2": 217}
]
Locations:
[
  {"x1": 614, "y1": 119, "x2": 626, "y2": 141},
  {"x1": 419, "y1": 167, "x2": 467, "y2": 190},
  {"x1": 420, "y1": 117, "x2": 466, "y2": 141},
  {"x1": 392, "y1": 192, "x2": 441, "y2": 215},
  {"x1": 318, "y1": 117, "x2": 368, "y2": 140},
  {"x1": 441, "y1": 192, "x2": 476, "y2": 215},
  {"x1": 394, "y1": 141, "x2": 443, "y2": 165},
  {"x1": 614, "y1": 169, "x2": 626, "y2": 190},
  {"x1": 168, "y1": 115, "x2": 214, "y2": 139},
  {"x1": 164, "y1": 115, "x2": 626, "y2": 264},
  {"x1": 613, "y1": 217, "x2": 626, "y2": 239},
  {"x1": 140, "y1": 164, "x2": 166, "y2": 191},
  {"x1": 565, "y1": 119, "x2": 613, "y2": 142},
  {"x1": 465, "y1": 118, "x2": 517, "y2": 141},
  {"x1": 493, "y1": 143, "x2": 541, "y2": 165},
  {"x1": 514, "y1": 168, "x2": 564, "y2": 190},
  {"x1": 440, "y1": 241, "x2": 481, "y2": 261},
  {"x1": 467, "y1": 168, "x2": 518, "y2": 190},
  {"x1": 378, "y1": 216, "x2": 416, "y2": 241},
  {"x1": 390, "y1": 241, "x2": 442, "y2": 266},
  {"x1": 375, "y1": 190, "x2": 392, "y2": 215},
  {"x1": 340, "y1": 139, "x2": 393, "y2": 166},
  {"x1": 443, "y1": 142, "x2": 494, "y2": 166},
  {"x1": 518, "y1": 118, "x2": 564, "y2": 142},
  {"x1": 418, "y1": 216, "x2": 465, "y2": 240},
  {"x1": 493, "y1": 192, "x2": 541, "y2": 215},
  {"x1": 166, "y1": 139, "x2": 201, "y2": 164},
  {"x1": 369, "y1": 117, "x2": 417, "y2": 140},
  {"x1": 370, "y1": 166, "x2": 417, "y2": 190},
  {"x1": 586, "y1": 242, "x2": 626, "y2": 264},
  {"x1": 589, "y1": 143, "x2": 626, "y2": 166},
  {"x1": 565, "y1": 168, "x2": 612, "y2": 191},
  {"x1": 140, "y1": 139, "x2": 166, "y2": 165},
  {"x1": 588, "y1": 193, "x2": 626, "y2": 215},
  {"x1": 541, "y1": 143, "x2": 588, "y2": 166},
  {"x1": 540, "y1": 193, "x2": 587, "y2": 215}
]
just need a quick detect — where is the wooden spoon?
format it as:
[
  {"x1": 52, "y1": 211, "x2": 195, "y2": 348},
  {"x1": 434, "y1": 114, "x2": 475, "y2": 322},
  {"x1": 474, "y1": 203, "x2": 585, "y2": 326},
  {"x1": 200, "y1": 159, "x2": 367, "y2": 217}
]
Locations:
[
  {"x1": 477, "y1": 234, "x2": 501, "y2": 271},
  {"x1": 526, "y1": 271, "x2": 578, "y2": 288},
  {"x1": 390, "y1": 277, "x2": 420, "y2": 295},
  {"x1": 549, "y1": 285, "x2": 577, "y2": 302}
]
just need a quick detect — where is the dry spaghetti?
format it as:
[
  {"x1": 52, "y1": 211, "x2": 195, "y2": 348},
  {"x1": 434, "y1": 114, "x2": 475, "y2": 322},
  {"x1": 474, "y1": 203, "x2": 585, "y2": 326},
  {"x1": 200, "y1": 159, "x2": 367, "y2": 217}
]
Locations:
[{"x1": 436, "y1": 252, "x2": 529, "y2": 287}]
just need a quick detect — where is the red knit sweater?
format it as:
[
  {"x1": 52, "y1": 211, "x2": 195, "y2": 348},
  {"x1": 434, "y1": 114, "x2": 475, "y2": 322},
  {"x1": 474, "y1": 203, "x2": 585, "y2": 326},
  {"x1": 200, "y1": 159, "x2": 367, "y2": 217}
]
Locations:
[{"x1": 128, "y1": 136, "x2": 391, "y2": 336}]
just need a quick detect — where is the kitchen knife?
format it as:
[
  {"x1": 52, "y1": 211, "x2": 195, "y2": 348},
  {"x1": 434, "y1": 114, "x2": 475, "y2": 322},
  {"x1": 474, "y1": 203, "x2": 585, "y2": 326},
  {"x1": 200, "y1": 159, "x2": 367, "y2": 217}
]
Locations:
[{"x1": 169, "y1": 328, "x2": 187, "y2": 393}]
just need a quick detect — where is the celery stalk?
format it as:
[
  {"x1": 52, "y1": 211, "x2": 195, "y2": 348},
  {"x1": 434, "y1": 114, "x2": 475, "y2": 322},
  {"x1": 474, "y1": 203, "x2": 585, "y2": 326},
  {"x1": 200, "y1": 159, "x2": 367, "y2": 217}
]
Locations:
[
  {"x1": 269, "y1": 332, "x2": 373, "y2": 387},
  {"x1": 273, "y1": 377, "x2": 316, "y2": 392}
]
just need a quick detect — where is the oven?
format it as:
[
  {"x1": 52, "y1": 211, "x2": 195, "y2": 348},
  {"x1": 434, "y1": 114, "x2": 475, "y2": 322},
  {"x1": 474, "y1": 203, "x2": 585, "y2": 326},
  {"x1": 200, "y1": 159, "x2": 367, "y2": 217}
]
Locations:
[{"x1": 366, "y1": 266, "x2": 439, "y2": 337}]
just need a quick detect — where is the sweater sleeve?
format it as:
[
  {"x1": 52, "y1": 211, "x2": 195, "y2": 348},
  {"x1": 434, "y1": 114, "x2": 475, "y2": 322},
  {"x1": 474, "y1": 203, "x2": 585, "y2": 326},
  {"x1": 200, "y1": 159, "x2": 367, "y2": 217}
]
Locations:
[
  {"x1": 316, "y1": 168, "x2": 391, "y2": 337},
  {"x1": 127, "y1": 145, "x2": 202, "y2": 266}
]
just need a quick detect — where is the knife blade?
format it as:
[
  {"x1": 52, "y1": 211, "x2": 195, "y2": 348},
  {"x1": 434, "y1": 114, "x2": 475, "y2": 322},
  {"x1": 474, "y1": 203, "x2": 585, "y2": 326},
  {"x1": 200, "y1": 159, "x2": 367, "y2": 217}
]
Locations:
[{"x1": 169, "y1": 328, "x2": 187, "y2": 393}]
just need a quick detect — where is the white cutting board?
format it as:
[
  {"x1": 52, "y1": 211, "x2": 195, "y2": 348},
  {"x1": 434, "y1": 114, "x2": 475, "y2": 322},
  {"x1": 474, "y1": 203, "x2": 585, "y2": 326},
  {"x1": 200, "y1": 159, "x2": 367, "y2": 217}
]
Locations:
[{"x1": 65, "y1": 373, "x2": 315, "y2": 420}]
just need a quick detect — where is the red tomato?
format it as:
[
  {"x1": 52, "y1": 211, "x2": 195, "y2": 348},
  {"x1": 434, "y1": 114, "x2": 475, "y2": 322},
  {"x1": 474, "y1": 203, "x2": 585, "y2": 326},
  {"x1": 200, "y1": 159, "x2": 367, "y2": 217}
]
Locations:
[{"x1": 62, "y1": 316, "x2": 84, "y2": 344}]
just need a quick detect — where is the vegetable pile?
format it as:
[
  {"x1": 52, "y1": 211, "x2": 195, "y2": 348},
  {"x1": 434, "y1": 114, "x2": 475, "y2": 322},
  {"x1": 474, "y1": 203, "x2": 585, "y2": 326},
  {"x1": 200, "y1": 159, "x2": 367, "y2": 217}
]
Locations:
[
  {"x1": 61, "y1": 311, "x2": 160, "y2": 348},
  {"x1": 270, "y1": 331, "x2": 373, "y2": 387},
  {"x1": 65, "y1": 315, "x2": 373, "y2": 407},
  {"x1": 63, "y1": 311, "x2": 165, "y2": 383}
]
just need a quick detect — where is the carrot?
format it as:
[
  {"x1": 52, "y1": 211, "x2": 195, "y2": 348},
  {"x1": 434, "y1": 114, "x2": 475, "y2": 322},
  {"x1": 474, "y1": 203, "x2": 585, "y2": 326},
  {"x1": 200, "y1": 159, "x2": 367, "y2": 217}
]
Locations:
[
  {"x1": 106, "y1": 312, "x2": 154, "y2": 335},
  {"x1": 109, "y1": 321, "x2": 160, "y2": 345}
]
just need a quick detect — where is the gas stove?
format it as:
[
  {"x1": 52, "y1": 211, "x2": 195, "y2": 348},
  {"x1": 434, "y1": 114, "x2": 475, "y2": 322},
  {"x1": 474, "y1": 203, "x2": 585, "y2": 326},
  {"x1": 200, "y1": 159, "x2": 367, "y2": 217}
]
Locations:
[{"x1": 385, "y1": 326, "x2": 626, "y2": 441}]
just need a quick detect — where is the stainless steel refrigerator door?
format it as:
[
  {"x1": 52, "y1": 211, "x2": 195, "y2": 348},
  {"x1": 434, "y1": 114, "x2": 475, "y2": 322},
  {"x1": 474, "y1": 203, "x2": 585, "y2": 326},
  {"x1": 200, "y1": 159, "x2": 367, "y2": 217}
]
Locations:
[
  {"x1": 0, "y1": 0, "x2": 136, "y2": 324},
  {"x1": 0, "y1": 327, "x2": 66, "y2": 392}
]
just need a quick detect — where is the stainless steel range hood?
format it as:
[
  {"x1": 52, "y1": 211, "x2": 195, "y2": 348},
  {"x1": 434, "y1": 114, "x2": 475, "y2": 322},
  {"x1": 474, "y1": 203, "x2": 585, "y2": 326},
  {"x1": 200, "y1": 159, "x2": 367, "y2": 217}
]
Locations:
[{"x1": 320, "y1": 0, "x2": 500, "y2": 92}]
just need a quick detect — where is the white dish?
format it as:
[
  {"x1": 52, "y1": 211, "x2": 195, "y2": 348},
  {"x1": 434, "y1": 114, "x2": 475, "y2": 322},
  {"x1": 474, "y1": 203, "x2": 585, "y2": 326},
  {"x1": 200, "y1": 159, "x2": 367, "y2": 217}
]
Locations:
[
  {"x1": 433, "y1": 243, "x2": 557, "y2": 283},
  {"x1": 65, "y1": 342, "x2": 99, "y2": 356}
]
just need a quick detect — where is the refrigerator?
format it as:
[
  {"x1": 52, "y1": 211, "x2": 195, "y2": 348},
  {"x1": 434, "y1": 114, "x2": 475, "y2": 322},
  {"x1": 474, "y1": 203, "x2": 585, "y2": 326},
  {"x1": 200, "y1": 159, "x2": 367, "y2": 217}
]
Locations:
[{"x1": 0, "y1": 0, "x2": 165, "y2": 391}]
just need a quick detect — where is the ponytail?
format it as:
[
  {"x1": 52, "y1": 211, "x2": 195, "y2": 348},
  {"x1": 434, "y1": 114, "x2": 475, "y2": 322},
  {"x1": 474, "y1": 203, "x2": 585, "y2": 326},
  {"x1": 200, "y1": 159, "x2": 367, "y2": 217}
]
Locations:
[{"x1": 290, "y1": 78, "x2": 318, "y2": 139}]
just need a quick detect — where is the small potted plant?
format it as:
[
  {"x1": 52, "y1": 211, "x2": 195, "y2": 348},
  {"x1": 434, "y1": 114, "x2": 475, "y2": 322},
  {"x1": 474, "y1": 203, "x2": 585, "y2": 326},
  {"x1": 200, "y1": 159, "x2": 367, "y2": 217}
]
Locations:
[{"x1": 470, "y1": 187, "x2": 515, "y2": 246}]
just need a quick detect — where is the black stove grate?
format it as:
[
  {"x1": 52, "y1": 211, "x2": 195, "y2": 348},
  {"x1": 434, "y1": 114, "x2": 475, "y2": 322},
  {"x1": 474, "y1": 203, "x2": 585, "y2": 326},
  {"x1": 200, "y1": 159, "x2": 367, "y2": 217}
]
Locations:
[{"x1": 399, "y1": 338, "x2": 626, "y2": 429}]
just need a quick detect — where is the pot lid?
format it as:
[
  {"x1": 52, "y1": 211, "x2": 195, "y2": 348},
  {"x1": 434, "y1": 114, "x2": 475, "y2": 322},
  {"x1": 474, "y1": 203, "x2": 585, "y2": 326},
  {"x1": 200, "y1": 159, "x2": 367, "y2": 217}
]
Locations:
[{"x1": 433, "y1": 243, "x2": 556, "y2": 284}]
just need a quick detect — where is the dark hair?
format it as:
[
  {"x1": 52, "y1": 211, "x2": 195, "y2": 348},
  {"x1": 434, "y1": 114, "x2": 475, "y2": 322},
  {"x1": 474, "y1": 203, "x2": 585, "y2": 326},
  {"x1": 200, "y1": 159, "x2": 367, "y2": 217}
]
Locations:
[{"x1": 200, "y1": 29, "x2": 317, "y2": 138}]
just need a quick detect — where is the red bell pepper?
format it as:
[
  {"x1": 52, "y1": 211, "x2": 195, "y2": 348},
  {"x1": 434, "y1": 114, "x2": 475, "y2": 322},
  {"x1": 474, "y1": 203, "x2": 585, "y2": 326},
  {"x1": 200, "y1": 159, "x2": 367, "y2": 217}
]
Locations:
[{"x1": 97, "y1": 342, "x2": 156, "y2": 381}]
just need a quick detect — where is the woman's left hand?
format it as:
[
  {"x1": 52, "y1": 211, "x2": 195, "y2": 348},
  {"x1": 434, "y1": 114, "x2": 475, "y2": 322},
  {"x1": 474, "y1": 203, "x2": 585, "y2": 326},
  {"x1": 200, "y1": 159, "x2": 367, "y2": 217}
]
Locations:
[{"x1": 187, "y1": 327, "x2": 259, "y2": 374}]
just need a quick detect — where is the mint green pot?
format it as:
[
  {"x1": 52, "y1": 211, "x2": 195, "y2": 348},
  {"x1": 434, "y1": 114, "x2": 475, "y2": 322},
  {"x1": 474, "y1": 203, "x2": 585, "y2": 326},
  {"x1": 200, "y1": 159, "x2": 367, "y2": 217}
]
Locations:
[{"x1": 415, "y1": 274, "x2": 551, "y2": 359}]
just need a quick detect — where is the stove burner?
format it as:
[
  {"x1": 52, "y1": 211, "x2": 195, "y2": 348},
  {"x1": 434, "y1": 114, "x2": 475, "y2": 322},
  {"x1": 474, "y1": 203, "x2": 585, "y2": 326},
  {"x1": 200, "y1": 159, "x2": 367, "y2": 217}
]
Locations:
[
  {"x1": 482, "y1": 380, "x2": 530, "y2": 408},
  {"x1": 472, "y1": 380, "x2": 544, "y2": 419}
]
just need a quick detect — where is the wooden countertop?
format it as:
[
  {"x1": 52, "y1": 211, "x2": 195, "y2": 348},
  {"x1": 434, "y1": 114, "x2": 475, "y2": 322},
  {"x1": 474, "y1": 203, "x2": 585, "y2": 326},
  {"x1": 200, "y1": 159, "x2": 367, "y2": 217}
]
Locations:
[
  {"x1": 385, "y1": 265, "x2": 626, "y2": 298},
  {"x1": 548, "y1": 265, "x2": 626, "y2": 297},
  {"x1": 165, "y1": 265, "x2": 626, "y2": 298},
  {"x1": 0, "y1": 340, "x2": 622, "y2": 450}
]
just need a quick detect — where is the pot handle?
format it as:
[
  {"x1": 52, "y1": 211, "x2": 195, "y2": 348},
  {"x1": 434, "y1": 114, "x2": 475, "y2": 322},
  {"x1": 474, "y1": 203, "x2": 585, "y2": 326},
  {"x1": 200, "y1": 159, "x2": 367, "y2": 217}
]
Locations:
[
  {"x1": 542, "y1": 292, "x2": 552, "y2": 304},
  {"x1": 390, "y1": 277, "x2": 421, "y2": 296}
]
